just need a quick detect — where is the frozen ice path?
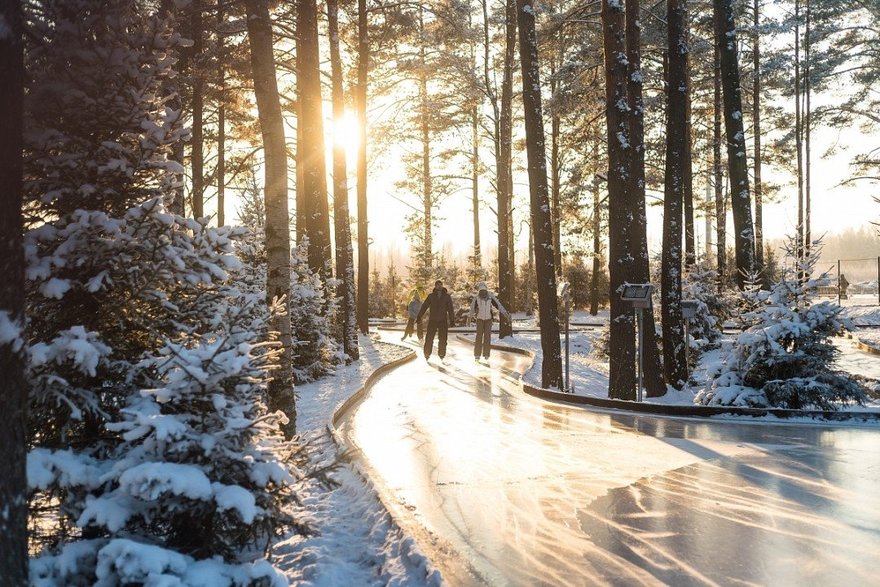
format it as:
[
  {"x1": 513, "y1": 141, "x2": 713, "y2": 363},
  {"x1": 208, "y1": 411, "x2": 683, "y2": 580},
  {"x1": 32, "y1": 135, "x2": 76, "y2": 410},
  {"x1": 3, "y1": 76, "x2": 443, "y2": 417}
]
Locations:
[{"x1": 338, "y1": 336, "x2": 880, "y2": 586}]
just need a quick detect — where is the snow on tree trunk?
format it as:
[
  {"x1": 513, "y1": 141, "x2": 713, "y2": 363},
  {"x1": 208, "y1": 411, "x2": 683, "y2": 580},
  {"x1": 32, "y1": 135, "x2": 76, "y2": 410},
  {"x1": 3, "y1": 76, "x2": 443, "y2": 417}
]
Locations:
[
  {"x1": 297, "y1": 0, "x2": 332, "y2": 282},
  {"x1": 496, "y1": 0, "x2": 516, "y2": 338},
  {"x1": 327, "y1": 0, "x2": 360, "y2": 360},
  {"x1": 190, "y1": 0, "x2": 204, "y2": 219},
  {"x1": 245, "y1": 0, "x2": 296, "y2": 435},
  {"x1": 714, "y1": 0, "x2": 756, "y2": 288},
  {"x1": 0, "y1": 0, "x2": 27, "y2": 581},
  {"x1": 661, "y1": 0, "x2": 691, "y2": 389},
  {"x1": 517, "y1": 0, "x2": 563, "y2": 389},
  {"x1": 713, "y1": 41, "x2": 726, "y2": 291},
  {"x1": 602, "y1": 0, "x2": 638, "y2": 400}
]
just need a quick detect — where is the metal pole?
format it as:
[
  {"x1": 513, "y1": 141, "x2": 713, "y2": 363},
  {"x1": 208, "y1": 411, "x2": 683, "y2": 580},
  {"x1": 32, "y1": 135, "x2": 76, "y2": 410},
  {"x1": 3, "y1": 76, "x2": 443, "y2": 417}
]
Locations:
[
  {"x1": 636, "y1": 308, "x2": 643, "y2": 402},
  {"x1": 564, "y1": 297, "x2": 570, "y2": 392},
  {"x1": 838, "y1": 259, "x2": 841, "y2": 306},
  {"x1": 684, "y1": 320, "x2": 690, "y2": 384}
]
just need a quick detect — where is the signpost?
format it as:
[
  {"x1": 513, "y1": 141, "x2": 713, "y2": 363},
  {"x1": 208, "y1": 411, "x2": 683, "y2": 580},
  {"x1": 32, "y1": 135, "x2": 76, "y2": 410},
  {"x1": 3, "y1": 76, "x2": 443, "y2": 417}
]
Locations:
[
  {"x1": 558, "y1": 281, "x2": 571, "y2": 393},
  {"x1": 620, "y1": 284, "x2": 653, "y2": 401},
  {"x1": 681, "y1": 300, "x2": 698, "y2": 384}
]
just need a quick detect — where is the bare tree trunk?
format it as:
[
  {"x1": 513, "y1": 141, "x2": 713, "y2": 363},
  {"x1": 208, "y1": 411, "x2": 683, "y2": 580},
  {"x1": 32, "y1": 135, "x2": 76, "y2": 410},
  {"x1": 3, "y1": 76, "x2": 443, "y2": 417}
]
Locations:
[
  {"x1": 752, "y1": 0, "x2": 763, "y2": 271},
  {"x1": 471, "y1": 103, "x2": 481, "y2": 267},
  {"x1": 715, "y1": 0, "x2": 755, "y2": 288},
  {"x1": 795, "y1": 0, "x2": 803, "y2": 267},
  {"x1": 328, "y1": 0, "x2": 359, "y2": 360},
  {"x1": 661, "y1": 0, "x2": 690, "y2": 388},
  {"x1": 516, "y1": 0, "x2": 563, "y2": 389},
  {"x1": 245, "y1": 0, "x2": 295, "y2": 436},
  {"x1": 497, "y1": 0, "x2": 516, "y2": 337},
  {"x1": 602, "y1": 0, "x2": 637, "y2": 400},
  {"x1": 356, "y1": 0, "x2": 369, "y2": 333},
  {"x1": 805, "y1": 0, "x2": 811, "y2": 257},
  {"x1": 217, "y1": 1, "x2": 226, "y2": 226},
  {"x1": 161, "y1": 0, "x2": 185, "y2": 215},
  {"x1": 419, "y1": 9, "x2": 433, "y2": 268},
  {"x1": 625, "y1": 0, "x2": 666, "y2": 398},
  {"x1": 298, "y1": 0, "x2": 332, "y2": 280},
  {"x1": 0, "y1": 2, "x2": 27, "y2": 581},
  {"x1": 683, "y1": 85, "x2": 695, "y2": 267},
  {"x1": 713, "y1": 41, "x2": 726, "y2": 290},
  {"x1": 191, "y1": 0, "x2": 204, "y2": 219}
]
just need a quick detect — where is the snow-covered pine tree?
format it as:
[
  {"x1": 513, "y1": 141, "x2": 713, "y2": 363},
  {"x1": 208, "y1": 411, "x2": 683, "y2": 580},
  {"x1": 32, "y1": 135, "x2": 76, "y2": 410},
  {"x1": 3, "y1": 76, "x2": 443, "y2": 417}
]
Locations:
[
  {"x1": 290, "y1": 240, "x2": 342, "y2": 383},
  {"x1": 696, "y1": 235, "x2": 867, "y2": 410}
]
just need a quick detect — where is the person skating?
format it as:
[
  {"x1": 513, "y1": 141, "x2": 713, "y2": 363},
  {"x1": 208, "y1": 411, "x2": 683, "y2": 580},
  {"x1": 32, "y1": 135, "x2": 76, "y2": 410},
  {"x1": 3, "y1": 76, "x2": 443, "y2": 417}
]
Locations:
[
  {"x1": 470, "y1": 281, "x2": 509, "y2": 363},
  {"x1": 416, "y1": 280, "x2": 455, "y2": 362},
  {"x1": 402, "y1": 292, "x2": 423, "y2": 341}
]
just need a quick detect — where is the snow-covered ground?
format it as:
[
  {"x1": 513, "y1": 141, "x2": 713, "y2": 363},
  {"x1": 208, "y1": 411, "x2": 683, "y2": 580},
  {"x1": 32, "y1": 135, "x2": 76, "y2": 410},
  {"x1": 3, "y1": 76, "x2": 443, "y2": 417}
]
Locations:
[
  {"x1": 490, "y1": 305, "x2": 880, "y2": 415},
  {"x1": 272, "y1": 335, "x2": 440, "y2": 586}
]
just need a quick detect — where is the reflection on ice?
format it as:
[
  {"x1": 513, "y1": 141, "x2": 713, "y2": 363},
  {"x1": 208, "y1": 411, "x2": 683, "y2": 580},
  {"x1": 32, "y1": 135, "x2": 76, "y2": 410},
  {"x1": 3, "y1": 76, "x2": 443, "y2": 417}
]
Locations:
[{"x1": 341, "y1": 340, "x2": 880, "y2": 586}]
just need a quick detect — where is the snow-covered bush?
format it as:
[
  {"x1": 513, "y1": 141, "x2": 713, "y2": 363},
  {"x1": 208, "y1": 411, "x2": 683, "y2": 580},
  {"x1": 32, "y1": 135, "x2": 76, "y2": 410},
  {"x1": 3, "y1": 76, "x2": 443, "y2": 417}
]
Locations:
[
  {"x1": 681, "y1": 263, "x2": 733, "y2": 344},
  {"x1": 696, "y1": 237, "x2": 867, "y2": 410}
]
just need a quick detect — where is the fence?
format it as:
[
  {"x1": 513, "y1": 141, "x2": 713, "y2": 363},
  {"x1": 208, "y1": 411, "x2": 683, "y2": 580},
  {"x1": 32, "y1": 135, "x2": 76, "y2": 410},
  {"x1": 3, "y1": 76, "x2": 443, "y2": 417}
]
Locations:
[{"x1": 820, "y1": 257, "x2": 880, "y2": 306}]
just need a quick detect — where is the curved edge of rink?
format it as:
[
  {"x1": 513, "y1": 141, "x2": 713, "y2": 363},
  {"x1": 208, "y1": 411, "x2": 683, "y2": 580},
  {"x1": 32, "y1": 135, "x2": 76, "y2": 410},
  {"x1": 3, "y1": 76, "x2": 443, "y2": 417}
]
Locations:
[{"x1": 456, "y1": 335, "x2": 880, "y2": 425}]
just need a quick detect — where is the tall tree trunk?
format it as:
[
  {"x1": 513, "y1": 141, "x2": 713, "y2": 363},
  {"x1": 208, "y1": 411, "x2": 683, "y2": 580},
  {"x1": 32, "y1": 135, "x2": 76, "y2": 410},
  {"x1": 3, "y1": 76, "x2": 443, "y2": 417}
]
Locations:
[
  {"x1": 602, "y1": 0, "x2": 637, "y2": 400},
  {"x1": 683, "y1": 86, "x2": 695, "y2": 267},
  {"x1": 549, "y1": 45, "x2": 562, "y2": 277},
  {"x1": 516, "y1": 0, "x2": 563, "y2": 389},
  {"x1": 419, "y1": 10, "x2": 433, "y2": 268},
  {"x1": 191, "y1": 0, "x2": 204, "y2": 219},
  {"x1": 217, "y1": 1, "x2": 226, "y2": 226},
  {"x1": 471, "y1": 103, "x2": 481, "y2": 267},
  {"x1": 804, "y1": 0, "x2": 811, "y2": 257},
  {"x1": 497, "y1": 0, "x2": 516, "y2": 337},
  {"x1": 625, "y1": 0, "x2": 666, "y2": 398},
  {"x1": 661, "y1": 0, "x2": 690, "y2": 388},
  {"x1": 713, "y1": 41, "x2": 726, "y2": 290},
  {"x1": 356, "y1": 0, "x2": 370, "y2": 333},
  {"x1": 328, "y1": 0, "x2": 359, "y2": 360},
  {"x1": 715, "y1": 0, "x2": 755, "y2": 288},
  {"x1": 795, "y1": 0, "x2": 803, "y2": 267},
  {"x1": 298, "y1": 0, "x2": 332, "y2": 280},
  {"x1": 752, "y1": 0, "x2": 763, "y2": 271},
  {"x1": 245, "y1": 0, "x2": 295, "y2": 436},
  {"x1": 0, "y1": 2, "x2": 27, "y2": 582},
  {"x1": 161, "y1": 0, "x2": 185, "y2": 215}
]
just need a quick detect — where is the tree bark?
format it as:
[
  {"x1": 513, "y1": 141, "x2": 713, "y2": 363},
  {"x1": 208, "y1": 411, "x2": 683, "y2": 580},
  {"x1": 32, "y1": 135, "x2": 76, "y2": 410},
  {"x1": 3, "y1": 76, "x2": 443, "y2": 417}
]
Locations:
[
  {"x1": 497, "y1": 0, "x2": 516, "y2": 337},
  {"x1": 217, "y1": 1, "x2": 226, "y2": 226},
  {"x1": 661, "y1": 0, "x2": 690, "y2": 388},
  {"x1": 713, "y1": 41, "x2": 726, "y2": 290},
  {"x1": 714, "y1": 0, "x2": 756, "y2": 288},
  {"x1": 591, "y1": 173, "x2": 601, "y2": 316},
  {"x1": 328, "y1": 0, "x2": 359, "y2": 360},
  {"x1": 297, "y1": 0, "x2": 332, "y2": 280},
  {"x1": 356, "y1": 0, "x2": 370, "y2": 333},
  {"x1": 795, "y1": 0, "x2": 803, "y2": 267},
  {"x1": 752, "y1": 0, "x2": 763, "y2": 271},
  {"x1": 471, "y1": 103, "x2": 481, "y2": 268},
  {"x1": 602, "y1": 0, "x2": 637, "y2": 400},
  {"x1": 516, "y1": 0, "x2": 563, "y2": 389},
  {"x1": 625, "y1": 0, "x2": 666, "y2": 398},
  {"x1": 419, "y1": 9, "x2": 433, "y2": 268},
  {"x1": 245, "y1": 0, "x2": 295, "y2": 436},
  {"x1": 0, "y1": 1, "x2": 28, "y2": 582},
  {"x1": 191, "y1": 0, "x2": 204, "y2": 219}
]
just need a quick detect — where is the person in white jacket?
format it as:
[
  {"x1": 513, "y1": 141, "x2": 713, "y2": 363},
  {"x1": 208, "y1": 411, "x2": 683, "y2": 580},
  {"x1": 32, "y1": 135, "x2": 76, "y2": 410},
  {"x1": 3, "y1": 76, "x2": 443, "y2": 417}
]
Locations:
[{"x1": 470, "y1": 281, "x2": 509, "y2": 361}]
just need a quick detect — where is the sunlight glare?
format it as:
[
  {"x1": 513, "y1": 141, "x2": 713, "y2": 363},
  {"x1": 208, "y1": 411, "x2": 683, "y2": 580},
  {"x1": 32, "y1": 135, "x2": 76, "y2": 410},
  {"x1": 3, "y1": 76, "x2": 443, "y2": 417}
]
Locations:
[{"x1": 333, "y1": 109, "x2": 361, "y2": 162}]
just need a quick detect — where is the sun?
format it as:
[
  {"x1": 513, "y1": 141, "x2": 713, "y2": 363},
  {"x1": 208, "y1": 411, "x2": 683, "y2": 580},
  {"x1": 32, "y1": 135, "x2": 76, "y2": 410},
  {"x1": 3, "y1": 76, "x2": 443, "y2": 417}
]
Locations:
[{"x1": 332, "y1": 109, "x2": 362, "y2": 162}]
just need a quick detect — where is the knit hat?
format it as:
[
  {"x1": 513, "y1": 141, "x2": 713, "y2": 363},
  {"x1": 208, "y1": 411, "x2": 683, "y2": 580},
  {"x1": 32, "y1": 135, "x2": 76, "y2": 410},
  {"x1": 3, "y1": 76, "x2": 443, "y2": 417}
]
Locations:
[{"x1": 476, "y1": 281, "x2": 488, "y2": 291}]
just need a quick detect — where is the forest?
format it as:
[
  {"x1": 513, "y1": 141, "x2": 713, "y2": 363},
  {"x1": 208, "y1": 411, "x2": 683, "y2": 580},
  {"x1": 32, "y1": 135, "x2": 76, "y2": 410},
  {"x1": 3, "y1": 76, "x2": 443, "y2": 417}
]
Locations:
[{"x1": 0, "y1": 0, "x2": 878, "y2": 583}]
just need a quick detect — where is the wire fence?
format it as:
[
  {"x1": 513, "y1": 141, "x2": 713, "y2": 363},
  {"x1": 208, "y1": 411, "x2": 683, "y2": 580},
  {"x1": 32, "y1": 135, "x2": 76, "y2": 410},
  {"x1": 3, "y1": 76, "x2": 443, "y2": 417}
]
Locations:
[{"x1": 817, "y1": 257, "x2": 880, "y2": 306}]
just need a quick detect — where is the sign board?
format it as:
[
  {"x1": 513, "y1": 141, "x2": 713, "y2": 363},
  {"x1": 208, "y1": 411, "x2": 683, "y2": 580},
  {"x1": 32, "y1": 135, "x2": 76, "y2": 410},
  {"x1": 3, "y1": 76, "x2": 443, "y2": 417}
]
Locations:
[
  {"x1": 681, "y1": 300, "x2": 698, "y2": 319},
  {"x1": 621, "y1": 283, "x2": 653, "y2": 308},
  {"x1": 557, "y1": 281, "x2": 571, "y2": 301}
]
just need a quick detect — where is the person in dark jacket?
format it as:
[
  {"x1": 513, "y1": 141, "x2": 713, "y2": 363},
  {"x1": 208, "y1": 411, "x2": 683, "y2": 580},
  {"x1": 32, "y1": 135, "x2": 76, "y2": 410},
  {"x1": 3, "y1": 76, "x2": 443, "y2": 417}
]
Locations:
[
  {"x1": 402, "y1": 292, "x2": 423, "y2": 341},
  {"x1": 416, "y1": 280, "x2": 455, "y2": 361}
]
